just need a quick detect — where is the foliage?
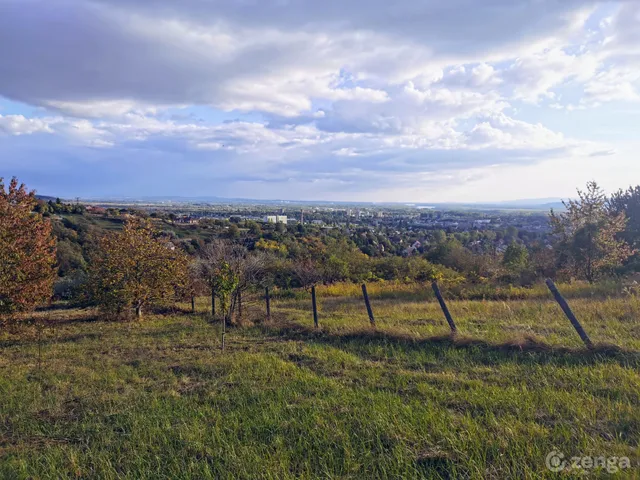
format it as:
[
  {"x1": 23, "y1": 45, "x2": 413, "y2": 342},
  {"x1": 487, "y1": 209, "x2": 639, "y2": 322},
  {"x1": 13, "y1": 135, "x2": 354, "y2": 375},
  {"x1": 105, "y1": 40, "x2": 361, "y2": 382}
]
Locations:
[
  {"x1": 550, "y1": 181, "x2": 634, "y2": 282},
  {"x1": 195, "y1": 240, "x2": 268, "y2": 322},
  {"x1": 56, "y1": 238, "x2": 87, "y2": 277},
  {"x1": 502, "y1": 242, "x2": 529, "y2": 273},
  {"x1": 212, "y1": 261, "x2": 239, "y2": 322},
  {"x1": 608, "y1": 185, "x2": 640, "y2": 272},
  {"x1": 87, "y1": 218, "x2": 189, "y2": 318},
  {"x1": 53, "y1": 270, "x2": 88, "y2": 302},
  {"x1": 0, "y1": 178, "x2": 57, "y2": 319},
  {"x1": 255, "y1": 238, "x2": 288, "y2": 256},
  {"x1": 292, "y1": 259, "x2": 322, "y2": 290},
  {"x1": 608, "y1": 185, "x2": 640, "y2": 248}
]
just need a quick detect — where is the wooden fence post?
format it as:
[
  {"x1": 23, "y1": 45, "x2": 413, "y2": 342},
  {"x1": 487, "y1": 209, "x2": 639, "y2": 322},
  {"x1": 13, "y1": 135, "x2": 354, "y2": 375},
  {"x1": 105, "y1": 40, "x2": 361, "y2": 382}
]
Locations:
[
  {"x1": 265, "y1": 287, "x2": 271, "y2": 321},
  {"x1": 237, "y1": 290, "x2": 242, "y2": 318},
  {"x1": 361, "y1": 284, "x2": 375, "y2": 326},
  {"x1": 191, "y1": 295, "x2": 196, "y2": 314},
  {"x1": 311, "y1": 286, "x2": 319, "y2": 328},
  {"x1": 211, "y1": 290, "x2": 216, "y2": 317},
  {"x1": 431, "y1": 282, "x2": 457, "y2": 333},
  {"x1": 221, "y1": 315, "x2": 226, "y2": 352},
  {"x1": 545, "y1": 279, "x2": 594, "y2": 349}
]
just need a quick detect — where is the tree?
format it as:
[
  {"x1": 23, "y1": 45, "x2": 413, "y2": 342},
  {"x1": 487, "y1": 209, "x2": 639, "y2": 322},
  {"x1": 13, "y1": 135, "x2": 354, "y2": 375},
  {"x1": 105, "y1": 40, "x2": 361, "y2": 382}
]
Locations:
[
  {"x1": 211, "y1": 261, "x2": 239, "y2": 324},
  {"x1": 195, "y1": 240, "x2": 267, "y2": 323},
  {"x1": 608, "y1": 185, "x2": 640, "y2": 249},
  {"x1": 321, "y1": 255, "x2": 349, "y2": 283},
  {"x1": 227, "y1": 224, "x2": 240, "y2": 239},
  {"x1": 292, "y1": 259, "x2": 321, "y2": 291},
  {"x1": 502, "y1": 242, "x2": 529, "y2": 273},
  {"x1": 409, "y1": 257, "x2": 443, "y2": 283},
  {"x1": 87, "y1": 218, "x2": 188, "y2": 318},
  {"x1": 432, "y1": 230, "x2": 447, "y2": 244},
  {"x1": 196, "y1": 240, "x2": 240, "y2": 319},
  {"x1": 247, "y1": 221, "x2": 262, "y2": 237},
  {"x1": 550, "y1": 181, "x2": 634, "y2": 282},
  {"x1": 0, "y1": 178, "x2": 57, "y2": 320}
]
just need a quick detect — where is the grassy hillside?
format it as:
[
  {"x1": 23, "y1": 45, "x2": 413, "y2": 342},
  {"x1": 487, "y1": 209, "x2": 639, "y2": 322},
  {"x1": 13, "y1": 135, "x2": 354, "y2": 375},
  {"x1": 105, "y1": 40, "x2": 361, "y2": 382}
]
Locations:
[{"x1": 1, "y1": 291, "x2": 639, "y2": 478}]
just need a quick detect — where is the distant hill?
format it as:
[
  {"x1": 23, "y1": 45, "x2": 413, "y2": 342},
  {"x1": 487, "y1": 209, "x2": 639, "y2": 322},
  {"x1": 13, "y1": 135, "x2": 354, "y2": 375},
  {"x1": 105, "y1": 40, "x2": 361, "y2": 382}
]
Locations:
[
  {"x1": 35, "y1": 195, "x2": 59, "y2": 202},
  {"x1": 38, "y1": 194, "x2": 569, "y2": 211}
]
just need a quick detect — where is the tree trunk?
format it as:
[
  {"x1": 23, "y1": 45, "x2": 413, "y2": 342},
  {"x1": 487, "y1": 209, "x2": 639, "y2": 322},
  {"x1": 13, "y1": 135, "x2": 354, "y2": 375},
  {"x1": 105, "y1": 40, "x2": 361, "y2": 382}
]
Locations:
[
  {"x1": 265, "y1": 287, "x2": 271, "y2": 321},
  {"x1": 135, "y1": 304, "x2": 142, "y2": 319},
  {"x1": 237, "y1": 290, "x2": 242, "y2": 318},
  {"x1": 221, "y1": 312, "x2": 226, "y2": 351},
  {"x1": 211, "y1": 289, "x2": 216, "y2": 317},
  {"x1": 191, "y1": 296, "x2": 196, "y2": 314},
  {"x1": 228, "y1": 294, "x2": 236, "y2": 325}
]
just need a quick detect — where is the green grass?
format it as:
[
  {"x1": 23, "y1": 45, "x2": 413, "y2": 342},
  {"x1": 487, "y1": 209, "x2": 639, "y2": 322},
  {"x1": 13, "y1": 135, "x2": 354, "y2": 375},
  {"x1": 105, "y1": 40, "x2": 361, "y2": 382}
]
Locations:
[{"x1": 1, "y1": 291, "x2": 639, "y2": 478}]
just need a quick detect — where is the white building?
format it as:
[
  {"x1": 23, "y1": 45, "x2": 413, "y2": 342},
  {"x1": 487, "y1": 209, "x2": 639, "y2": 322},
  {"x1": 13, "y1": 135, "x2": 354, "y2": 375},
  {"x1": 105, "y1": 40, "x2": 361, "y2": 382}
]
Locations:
[
  {"x1": 473, "y1": 219, "x2": 491, "y2": 228},
  {"x1": 264, "y1": 215, "x2": 288, "y2": 224}
]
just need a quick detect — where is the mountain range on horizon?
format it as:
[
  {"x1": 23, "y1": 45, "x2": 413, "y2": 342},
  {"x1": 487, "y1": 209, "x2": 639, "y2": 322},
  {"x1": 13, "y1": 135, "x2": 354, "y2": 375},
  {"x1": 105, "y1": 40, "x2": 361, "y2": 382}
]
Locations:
[{"x1": 36, "y1": 194, "x2": 567, "y2": 211}]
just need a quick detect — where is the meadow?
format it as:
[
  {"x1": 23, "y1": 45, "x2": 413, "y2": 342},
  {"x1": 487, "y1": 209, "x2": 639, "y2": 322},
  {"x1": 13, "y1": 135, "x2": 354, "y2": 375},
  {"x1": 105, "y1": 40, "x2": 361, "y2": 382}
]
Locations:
[{"x1": 1, "y1": 284, "x2": 639, "y2": 478}]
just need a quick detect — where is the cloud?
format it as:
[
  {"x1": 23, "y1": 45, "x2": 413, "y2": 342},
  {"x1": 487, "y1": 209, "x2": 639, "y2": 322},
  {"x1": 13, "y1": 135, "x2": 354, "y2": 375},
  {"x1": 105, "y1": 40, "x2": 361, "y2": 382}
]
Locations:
[
  {"x1": 502, "y1": 48, "x2": 599, "y2": 103},
  {"x1": 0, "y1": 0, "x2": 605, "y2": 114},
  {"x1": 465, "y1": 114, "x2": 566, "y2": 150},
  {"x1": 0, "y1": 114, "x2": 55, "y2": 136},
  {"x1": 0, "y1": 0, "x2": 635, "y2": 201},
  {"x1": 437, "y1": 64, "x2": 502, "y2": 90},
  {"x1": 43, "y1": 100, "x2": 160, "y2": 119},
  {"x1": 582, "y1": 67, "x2": 640, "y2": 105}
]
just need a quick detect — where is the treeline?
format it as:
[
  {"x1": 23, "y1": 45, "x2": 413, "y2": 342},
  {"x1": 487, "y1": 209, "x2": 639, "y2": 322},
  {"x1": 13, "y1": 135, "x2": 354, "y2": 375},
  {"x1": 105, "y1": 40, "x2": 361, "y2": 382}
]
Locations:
[{"x1": 1, "y1": 178, "x2": 639, "y2": 323}]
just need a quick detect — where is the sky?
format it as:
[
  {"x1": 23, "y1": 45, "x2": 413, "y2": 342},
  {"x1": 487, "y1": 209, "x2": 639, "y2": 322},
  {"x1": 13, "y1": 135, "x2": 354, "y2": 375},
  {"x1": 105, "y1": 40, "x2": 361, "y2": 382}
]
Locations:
[{"x1": 0, "y1": 0, "x2": 639, "y2": 202}]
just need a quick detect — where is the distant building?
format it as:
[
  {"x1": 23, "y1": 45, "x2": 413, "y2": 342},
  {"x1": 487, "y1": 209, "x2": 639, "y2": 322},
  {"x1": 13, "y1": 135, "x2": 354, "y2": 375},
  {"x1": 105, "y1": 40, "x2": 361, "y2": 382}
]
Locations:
[
  {"x1": 264, "y1": 215, "x2": 288, "y2": 224},
  {"x1": 473, "y1": 219, "x2": 491, "y2": 228},
  {"x1": 176, "y1": 216, "x2": 199, "y2": 225},
  {"x1": 404, "y1": 240, "x2": 421, "y2": 256}
]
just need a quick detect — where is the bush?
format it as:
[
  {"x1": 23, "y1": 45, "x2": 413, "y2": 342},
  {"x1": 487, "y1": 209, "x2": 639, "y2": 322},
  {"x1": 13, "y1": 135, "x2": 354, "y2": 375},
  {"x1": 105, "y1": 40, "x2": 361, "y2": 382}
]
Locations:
[{"x1": 53, "y1": 271, "x2": 88, "y2": 303}]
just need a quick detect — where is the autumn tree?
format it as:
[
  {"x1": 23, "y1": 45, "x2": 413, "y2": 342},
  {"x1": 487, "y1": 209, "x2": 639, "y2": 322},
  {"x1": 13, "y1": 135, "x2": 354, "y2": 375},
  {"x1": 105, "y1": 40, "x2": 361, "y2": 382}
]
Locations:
[
  {"x1": 550, "y1": 181, "x2": 634, "y2": 282},
  {"x1": 195, "y1": 240, "x2": 267, "y2": 323},
  {"x1": 195, "y1": 240, "x2": 240, "y2": 319},
  {"x1": 292, "y1": 259, "x2": 322, "y2": 291},
  {"x1": 87, "y1": 217, "x2": 188, "y2": 319},
  {"x1": 0, "y1": 178, "x2": 57, "y2": 321}
]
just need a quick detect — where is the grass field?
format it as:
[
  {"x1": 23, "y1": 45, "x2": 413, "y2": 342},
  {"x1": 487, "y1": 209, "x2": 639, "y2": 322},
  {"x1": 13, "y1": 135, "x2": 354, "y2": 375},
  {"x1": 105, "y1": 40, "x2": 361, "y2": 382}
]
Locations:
[{"x1": 1, "y1": 287, "x2": 639, "y2": 478}]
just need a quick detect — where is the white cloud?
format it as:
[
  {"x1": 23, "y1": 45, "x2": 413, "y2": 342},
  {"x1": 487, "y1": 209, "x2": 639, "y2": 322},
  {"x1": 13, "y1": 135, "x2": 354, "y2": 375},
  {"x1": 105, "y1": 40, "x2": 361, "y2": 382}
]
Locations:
[
  {"x1": 582, "y1": 67, "x2": 640, "y2": 105},
  {"x1": 0, "y1": 114, "x2": 55, "y2": 136},
  {"x1": 502, "y1": 48, "x2": 599, "y2": 103},
  {"x1": 438, "y1": 63, "x2": 502, "y2": 90},
  {"x1": 465, "y1": 113, "x2": 566, "y2": 149},
  {"x1": 0, "y1": 0, "x2": 635, "y2": 201},
  {"x1": 43, "y1": 100, "x2": 159, "y2": 119}
]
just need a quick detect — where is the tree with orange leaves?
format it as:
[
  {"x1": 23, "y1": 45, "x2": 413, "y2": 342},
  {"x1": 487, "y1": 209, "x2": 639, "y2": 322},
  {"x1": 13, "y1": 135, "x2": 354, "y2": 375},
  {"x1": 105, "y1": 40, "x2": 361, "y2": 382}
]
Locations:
[
  {"x1": 0, "y1": 178, "x2": 57, "y2": 320},
  {"x1": 87, "y1": 217, "x2": 189, "y2": 319}
]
